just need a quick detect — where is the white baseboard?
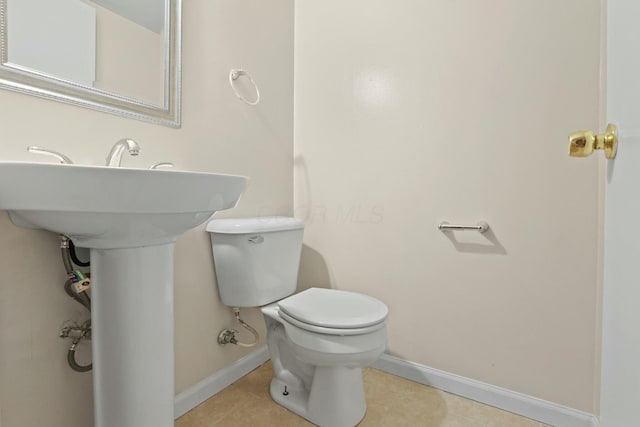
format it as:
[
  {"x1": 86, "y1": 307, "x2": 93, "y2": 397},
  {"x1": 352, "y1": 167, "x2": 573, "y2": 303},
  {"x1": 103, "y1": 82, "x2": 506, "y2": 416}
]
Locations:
[
  {"x1": 174, "y1": 346, "x2": 270, "y2": 419},
  {"x1": 372, "y1": 354, "x2": 599, "y2": 427},
  {"x1": 173, "y1": 348, "x2": 599, "y2": 427}
]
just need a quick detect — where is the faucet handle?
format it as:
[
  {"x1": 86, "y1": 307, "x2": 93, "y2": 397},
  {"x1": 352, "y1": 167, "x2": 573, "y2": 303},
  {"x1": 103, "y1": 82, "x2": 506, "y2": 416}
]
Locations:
[
  {"x1": 149, "y1": 162, "x2": 174, "y2": 170},
  {"x1": 27, "y1": 146, "x2": 74, "y2": 164}
]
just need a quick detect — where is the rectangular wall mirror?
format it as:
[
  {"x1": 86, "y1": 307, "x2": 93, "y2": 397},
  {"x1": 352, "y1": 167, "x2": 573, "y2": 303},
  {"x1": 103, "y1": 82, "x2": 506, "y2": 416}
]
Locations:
[{"x1": 0, "y1": 0, "x2": 181, "y2": 127}]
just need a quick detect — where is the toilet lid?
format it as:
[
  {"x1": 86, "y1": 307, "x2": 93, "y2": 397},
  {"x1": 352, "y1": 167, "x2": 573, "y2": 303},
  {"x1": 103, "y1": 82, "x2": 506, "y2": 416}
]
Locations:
[{"x1": 278, "y1": 288, "x2": 388, "y2": 329}]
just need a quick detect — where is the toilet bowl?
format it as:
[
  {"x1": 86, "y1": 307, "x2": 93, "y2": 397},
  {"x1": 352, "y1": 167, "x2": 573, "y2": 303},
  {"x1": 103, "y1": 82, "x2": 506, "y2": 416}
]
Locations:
[{"x1": 207, "y1": 217, "x2": 388, "y2": 427}]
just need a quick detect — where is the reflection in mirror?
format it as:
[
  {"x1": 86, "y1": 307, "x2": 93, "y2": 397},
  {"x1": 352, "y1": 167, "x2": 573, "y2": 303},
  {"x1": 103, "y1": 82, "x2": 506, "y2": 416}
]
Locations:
[{"x1": 0, "y1": 0, "x2": 181, "y2": 127}]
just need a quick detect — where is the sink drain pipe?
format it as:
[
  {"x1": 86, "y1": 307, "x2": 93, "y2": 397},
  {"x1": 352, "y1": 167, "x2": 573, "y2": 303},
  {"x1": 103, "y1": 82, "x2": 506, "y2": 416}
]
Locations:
[
  {"x1": 60, "y1": 235, "x2": 92, "y2": 372},
  {"x1": 218, "y1": 308, "x2": 259, "y2": 348}
]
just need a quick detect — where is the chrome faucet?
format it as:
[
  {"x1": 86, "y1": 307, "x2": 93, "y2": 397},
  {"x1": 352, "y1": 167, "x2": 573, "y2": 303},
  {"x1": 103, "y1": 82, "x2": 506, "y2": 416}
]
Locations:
[
  {"x1": 106, "y1": 138, "x2": 140, "y2": 167},
  {"x1": 27, "y1": 146, "x2": 74, "y2": 164}
]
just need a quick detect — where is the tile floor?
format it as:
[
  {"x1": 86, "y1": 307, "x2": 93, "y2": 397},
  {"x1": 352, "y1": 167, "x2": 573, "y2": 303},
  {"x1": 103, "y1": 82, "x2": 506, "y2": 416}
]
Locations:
[{"x1": 175, "y1": 362, "x2": 551, "y2": 427}]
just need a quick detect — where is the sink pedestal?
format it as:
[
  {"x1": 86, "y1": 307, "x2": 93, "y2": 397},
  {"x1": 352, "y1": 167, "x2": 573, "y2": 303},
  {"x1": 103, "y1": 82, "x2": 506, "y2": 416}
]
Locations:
[
  {"x1": 91, "y1": 243, "x2": 176, "y2": 427},
  {"x1": 0, "y1": 162, "x2": 248, "y2": 427}
]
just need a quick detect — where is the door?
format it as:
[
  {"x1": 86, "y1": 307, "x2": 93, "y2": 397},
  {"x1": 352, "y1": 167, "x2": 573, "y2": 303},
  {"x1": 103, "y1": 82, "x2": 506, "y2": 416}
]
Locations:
[{"x1": 600, "y1": 1, "x2": 640, "y2": 425}]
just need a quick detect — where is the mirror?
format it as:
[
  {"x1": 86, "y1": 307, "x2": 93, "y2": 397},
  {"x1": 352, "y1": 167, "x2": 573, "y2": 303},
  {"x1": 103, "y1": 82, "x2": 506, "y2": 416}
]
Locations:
[{"x1": 0, "y1": 0, "x2": 181, "y2": 127}]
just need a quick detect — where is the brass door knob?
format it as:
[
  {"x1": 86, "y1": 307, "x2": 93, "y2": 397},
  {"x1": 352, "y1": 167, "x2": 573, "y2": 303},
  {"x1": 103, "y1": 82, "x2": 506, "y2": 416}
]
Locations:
[{"x1": 568, "y1": 124, "x2": 618, "y2": 159}]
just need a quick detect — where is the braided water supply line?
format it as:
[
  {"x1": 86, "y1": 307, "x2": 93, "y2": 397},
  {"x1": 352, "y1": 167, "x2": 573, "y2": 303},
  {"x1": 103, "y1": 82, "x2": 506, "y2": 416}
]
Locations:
[{"x1": 60, "y1": 235, "x2": 92, "y2": 372}]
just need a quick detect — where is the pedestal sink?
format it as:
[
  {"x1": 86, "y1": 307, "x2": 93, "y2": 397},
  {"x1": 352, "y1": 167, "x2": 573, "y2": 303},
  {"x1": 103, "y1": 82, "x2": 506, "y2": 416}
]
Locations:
[{"x1": 0, "y1": 162, "x2": 248, "y2": 427}]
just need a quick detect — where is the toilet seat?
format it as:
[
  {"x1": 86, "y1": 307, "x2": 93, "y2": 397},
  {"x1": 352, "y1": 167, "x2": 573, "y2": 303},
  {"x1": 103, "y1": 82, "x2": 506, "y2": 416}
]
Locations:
[
  {"x1": 278, "y1": 309, "x2": 386, "y2": 336},
  {"x1": 278, "y1": 288, "x2": 388, "y2": 336}
]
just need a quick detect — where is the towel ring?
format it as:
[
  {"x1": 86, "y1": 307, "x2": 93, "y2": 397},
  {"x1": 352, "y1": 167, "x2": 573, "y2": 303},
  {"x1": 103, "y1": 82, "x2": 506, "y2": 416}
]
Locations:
[{"x1": 229, "y1": 69, "x2": 260, "y2": 106}]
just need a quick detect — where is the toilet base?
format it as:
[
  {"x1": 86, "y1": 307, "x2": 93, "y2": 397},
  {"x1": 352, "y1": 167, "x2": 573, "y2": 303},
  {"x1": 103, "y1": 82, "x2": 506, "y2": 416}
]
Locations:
[{"x1": 270, "y1": 366, "x2": 366, "y2": 427}]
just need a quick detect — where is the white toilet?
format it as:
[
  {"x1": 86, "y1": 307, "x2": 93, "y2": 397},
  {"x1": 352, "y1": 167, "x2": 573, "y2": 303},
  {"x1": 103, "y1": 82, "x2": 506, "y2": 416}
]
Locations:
[{"x1": 206, "y1": 217, "x2": 388, "y2": 427}]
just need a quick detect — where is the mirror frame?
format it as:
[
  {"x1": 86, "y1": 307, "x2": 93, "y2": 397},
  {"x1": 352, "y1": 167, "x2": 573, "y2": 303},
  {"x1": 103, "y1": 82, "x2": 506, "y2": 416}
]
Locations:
[{"x1": 0, "y1": 0, "x2": 181, "y2": 128}]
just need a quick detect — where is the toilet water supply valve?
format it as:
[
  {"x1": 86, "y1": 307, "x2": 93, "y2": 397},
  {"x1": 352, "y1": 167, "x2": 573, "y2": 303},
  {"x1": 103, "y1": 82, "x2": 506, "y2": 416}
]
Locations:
[
  {"x1": 59, "y1": 235, "x2": 93, "y2": 372},
  {"x1": 217, "y1": 307, "x2": 260, "y2": 348}
]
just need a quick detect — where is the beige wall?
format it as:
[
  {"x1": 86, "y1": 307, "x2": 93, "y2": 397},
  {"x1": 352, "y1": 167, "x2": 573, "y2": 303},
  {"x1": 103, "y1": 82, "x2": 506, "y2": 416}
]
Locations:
[
  {"x1": 0, "y1": 1, "x2": 294, "y2": 426},
  {"x1": 295, "y1": 0, "x2": 602, "y2": 413}
]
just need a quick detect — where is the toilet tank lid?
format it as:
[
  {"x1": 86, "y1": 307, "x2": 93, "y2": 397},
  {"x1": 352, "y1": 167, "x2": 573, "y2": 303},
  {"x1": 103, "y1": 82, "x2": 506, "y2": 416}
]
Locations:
[{"x1": 206, "y1": 217, "x2": 304, "y2": 234}]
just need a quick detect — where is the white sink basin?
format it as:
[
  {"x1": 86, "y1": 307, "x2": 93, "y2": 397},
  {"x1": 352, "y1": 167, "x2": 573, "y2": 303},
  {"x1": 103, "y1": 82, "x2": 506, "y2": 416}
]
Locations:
[
  {"x1": 0, "y1": 162, "x2": 247, "y2": 248},
  {"x1": 0, "y1": 161, "x2": 248, "y2": 427}
]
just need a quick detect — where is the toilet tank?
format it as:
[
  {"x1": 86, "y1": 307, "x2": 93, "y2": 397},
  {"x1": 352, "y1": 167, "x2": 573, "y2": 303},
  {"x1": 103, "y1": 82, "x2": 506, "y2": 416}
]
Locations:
[{"x1": 206, "y1": 217, "x2": 304, "y2": 307}]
